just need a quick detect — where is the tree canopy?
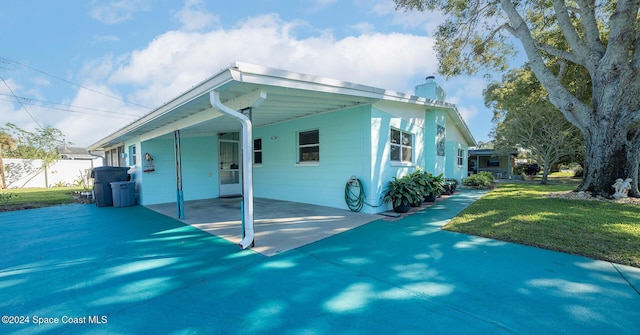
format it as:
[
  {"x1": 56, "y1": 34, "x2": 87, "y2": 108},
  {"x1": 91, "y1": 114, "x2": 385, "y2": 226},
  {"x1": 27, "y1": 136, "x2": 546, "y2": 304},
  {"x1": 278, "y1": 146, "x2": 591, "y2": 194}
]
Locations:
[
  {"x1": 0, "y1": 130, "x2": 18, "y2": 189},
  {"x1": 1, "y1": 123, "x2": 68, "y2": 165},
  {"x1": 395, "y1": 0, "x2": 640, "y2": 197},
  {"x1": 485, "y1": 67, "x2": 584, "y2": 184}
]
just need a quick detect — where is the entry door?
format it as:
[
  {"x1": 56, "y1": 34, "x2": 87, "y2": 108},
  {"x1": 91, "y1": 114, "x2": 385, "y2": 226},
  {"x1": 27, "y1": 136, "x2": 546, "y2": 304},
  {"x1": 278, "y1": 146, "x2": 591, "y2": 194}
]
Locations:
[{"x1": 219, "y1": 132, "x2": 241, "y2": 197}]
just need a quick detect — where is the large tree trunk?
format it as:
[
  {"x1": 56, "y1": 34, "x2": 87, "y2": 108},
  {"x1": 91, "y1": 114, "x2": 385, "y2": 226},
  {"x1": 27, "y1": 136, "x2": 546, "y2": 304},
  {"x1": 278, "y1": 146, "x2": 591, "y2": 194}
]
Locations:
[{"x1": 579, "y1": 118, "x2": 639, "y2": 197}]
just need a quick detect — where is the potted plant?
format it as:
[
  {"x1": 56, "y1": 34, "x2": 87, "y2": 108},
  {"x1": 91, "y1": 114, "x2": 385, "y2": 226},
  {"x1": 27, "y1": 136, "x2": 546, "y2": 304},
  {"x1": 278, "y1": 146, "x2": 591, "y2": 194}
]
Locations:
[
  {"x1": 421, "y1": 171, "x2": 440, "y2": 202},
  {"x1": 443, "y1": 178, "x2": 458, "y2": 195},
  {"x1": 384, "y1": 175, "x2": 421, "y2": 213},
  {"x1": 431, "y1": 173, "x2": 446, "y2": 198},
  {"x1": 409, "y1": 170, "x2": 427, "y2": 207}
]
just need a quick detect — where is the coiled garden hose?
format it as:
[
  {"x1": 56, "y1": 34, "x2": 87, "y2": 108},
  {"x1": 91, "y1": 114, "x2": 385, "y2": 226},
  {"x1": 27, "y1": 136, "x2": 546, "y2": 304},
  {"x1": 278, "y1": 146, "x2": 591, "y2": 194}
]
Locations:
[{"x1": 344, "y1": 176, "x2": 383, "y2": 212}]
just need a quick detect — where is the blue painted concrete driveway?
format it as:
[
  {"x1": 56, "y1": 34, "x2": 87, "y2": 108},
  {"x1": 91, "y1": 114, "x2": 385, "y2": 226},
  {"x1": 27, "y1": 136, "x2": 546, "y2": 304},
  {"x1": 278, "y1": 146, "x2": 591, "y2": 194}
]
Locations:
[{"x1": 1, "y1": 189, "x2": 639, "y2": 334}]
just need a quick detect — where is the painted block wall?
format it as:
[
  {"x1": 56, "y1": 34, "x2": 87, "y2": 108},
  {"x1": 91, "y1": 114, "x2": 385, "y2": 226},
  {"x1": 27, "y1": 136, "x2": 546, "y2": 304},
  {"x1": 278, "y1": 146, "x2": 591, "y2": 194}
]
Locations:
[
  {"x1": 370, "y1": 106, "x2": 425, "y2": 212},
  {"x1": 423, "y1": 108, "x2": 447, "y2": 176},
  {"x1": 137, "y1": 138, "x2": 178, "y2": 205},
  {"x1": 443, "y1": 115, "x2": 470, "y2": 181},
  {"x1": 4, "y1": 158, "x2": 101, "y2": 188},
  {"x1": 179, "y1": 136, "x2": 218, "y2": 201},
  {"x1": 445, "y1": 141, "x2": 467, "y2": 182},
  {"x1": 252, "y1": 105, "x2": 373, "y2": 212},
  {"x1": 135, "y1": 136, "x2": 219, "y2": 205}
]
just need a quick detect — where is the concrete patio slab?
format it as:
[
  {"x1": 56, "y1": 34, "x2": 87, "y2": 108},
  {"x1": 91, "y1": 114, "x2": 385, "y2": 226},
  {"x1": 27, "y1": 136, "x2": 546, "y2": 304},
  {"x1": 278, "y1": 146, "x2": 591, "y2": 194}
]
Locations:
[
  {"x1": 146, "y1": 198, "x2": 380, "y2": 256},
  {"x1": 1, "y1": 189, "x2": 639, "y2": 334}
]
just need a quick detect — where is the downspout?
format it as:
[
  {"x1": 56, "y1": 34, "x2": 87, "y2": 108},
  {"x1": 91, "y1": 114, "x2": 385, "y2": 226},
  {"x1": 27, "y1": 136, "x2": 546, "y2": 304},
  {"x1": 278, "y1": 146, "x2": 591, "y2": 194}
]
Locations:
[
  {"x1": 174, "y1": 130, "x2": 185, "y2": 219},
  {"x1": 88, "y1": 150, "x2": 105, "y2": 167},
  {"x1": 210, "y1": 91, "x2": 254, "y2": 249}
]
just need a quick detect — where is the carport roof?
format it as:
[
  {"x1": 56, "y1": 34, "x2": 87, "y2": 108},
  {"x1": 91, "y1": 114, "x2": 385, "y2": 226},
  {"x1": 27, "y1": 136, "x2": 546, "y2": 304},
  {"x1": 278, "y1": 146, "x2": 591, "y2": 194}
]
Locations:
[{"x1": 89, "y1": 61, "x2": 475, "y2": 150}]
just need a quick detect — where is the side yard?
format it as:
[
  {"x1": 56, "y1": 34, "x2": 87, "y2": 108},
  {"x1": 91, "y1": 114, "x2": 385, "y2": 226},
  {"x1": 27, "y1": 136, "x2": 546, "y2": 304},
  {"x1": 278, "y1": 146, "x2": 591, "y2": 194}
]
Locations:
[
  {"x1": 445, "y1": 177, "x2": 640, "y2": 268},
  {"x1": 0, "y1": 187, "x2": 85, "y2": 212}
]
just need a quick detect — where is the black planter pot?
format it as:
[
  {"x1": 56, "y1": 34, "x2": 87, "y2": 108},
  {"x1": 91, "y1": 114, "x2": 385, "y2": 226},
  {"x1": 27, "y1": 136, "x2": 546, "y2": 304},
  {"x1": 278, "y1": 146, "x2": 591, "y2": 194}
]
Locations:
[
  {"x1": 425, "y1": 194, "x2": 436, "y2": 202},
  {"x1": 393, "y1": 201, "x2": 411, "y2": 213},
  {"x1": 443, "y1": 185, "x2": 452, "y2": 195}
]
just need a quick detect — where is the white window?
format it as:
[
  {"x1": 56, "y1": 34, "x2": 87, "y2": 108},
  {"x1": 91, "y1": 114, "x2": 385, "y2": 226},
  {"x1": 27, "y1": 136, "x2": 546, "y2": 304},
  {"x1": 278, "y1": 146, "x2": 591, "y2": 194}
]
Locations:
[
  {"x1": 253, "y1": 138, "x2": 262, "y2": 165},
  {"x1": 129, "y1": 144, "x2": 137, "y2": 166},
  {"x1": 298, "y1": 130, "x2": 319, "y2": 163},
  {"x1": 437, "y1": 125, "x2": 445, "y2": 156},
  {"x1": 458, "y1": 148, "x2": 464, "y2": 166},
  {"x1": 390, "y1": 129, "x2": 412, "y2": 163}
]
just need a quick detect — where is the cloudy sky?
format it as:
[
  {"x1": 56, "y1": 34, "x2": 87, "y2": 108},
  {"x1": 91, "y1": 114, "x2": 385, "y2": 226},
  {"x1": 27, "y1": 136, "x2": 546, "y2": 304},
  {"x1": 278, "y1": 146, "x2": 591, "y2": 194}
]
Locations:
[{"x1": 0, "y1": 0, "x2": 515, "y2": 147}]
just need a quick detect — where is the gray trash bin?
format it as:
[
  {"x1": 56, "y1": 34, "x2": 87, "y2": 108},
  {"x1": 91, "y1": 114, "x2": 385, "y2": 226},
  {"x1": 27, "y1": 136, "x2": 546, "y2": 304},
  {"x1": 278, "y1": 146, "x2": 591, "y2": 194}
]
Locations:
[
  {"x1": 110, "y1": 181, "x2": 136, "y2": 207},
  {"x1": 91, "y1": 166, "x2": 130, "y2": 207}
]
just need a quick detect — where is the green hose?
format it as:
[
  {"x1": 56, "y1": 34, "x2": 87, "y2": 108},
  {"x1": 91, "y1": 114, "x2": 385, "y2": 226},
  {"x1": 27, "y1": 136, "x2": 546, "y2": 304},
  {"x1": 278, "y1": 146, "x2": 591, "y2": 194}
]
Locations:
[
  {"x1": 345, "y1": 177, "x2": 365, "y2": 212},
  {"x1": 345, "y1": 177, "x2": 383, "y2": 212}
]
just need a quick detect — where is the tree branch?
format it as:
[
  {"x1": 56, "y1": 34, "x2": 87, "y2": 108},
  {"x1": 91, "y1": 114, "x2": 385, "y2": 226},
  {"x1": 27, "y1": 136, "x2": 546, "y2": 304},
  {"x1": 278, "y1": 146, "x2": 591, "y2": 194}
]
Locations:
[
  {"x1": 500, "y1": 0, "x2": 590, "y2": 129},
  {"x1": 574, "y1": 0, "x2": 607, "y2": 58},
  {"x1": 534, "y1": 41, "x2": 581, "y2": 64},
  {"x1": 602, "y1": 0, "x2": 639, "y2": 68},
  {"x1": 552, "y1": 0, "x2": 592, "y2": 68}
]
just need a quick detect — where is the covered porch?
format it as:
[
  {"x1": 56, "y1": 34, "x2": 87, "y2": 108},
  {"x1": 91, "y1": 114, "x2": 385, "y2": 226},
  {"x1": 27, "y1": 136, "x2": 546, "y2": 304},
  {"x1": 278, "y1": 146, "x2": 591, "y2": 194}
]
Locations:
[{"x1": 147, "y1": 197, "x2": 380, "y2": 256}]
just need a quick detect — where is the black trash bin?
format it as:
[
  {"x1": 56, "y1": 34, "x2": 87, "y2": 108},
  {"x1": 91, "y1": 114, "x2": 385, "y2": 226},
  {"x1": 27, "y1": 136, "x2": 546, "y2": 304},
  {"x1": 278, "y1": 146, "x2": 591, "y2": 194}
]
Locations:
[{"x1": 91, "y1": 166, "x2": 130, "y2": 207}]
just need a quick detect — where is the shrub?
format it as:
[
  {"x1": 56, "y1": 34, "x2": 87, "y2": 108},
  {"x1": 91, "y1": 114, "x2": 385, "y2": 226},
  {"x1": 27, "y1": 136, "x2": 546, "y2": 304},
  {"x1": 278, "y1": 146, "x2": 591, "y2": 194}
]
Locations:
[
  {"x1": 0, "y1": 192, "x2": 18, "y2": 206},
  {"x1": 463, "y1": 172, "x2": 494, "y2": 188},
  {"x1": 573, "y1": 165, "x2": 584, "y2": 177},
  {"x1": 383, "y1": 175, "x2": 422, "y2": 208},
  {"x1": 524, "y1": 163, "x2": 541, "y2": 176}
]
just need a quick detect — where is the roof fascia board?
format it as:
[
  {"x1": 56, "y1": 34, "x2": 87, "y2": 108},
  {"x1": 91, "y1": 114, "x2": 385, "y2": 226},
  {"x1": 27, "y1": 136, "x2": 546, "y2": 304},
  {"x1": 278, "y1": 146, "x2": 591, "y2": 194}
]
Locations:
[
  {"x1": 88, "y1": 69, "x2": 235, "y2": 150},
  {"x1": 139, "y1": 107, "x2": 222, "y2": 142},
  {"x1": 138, "y1": 89, "x2": 267, "y2": 142}
]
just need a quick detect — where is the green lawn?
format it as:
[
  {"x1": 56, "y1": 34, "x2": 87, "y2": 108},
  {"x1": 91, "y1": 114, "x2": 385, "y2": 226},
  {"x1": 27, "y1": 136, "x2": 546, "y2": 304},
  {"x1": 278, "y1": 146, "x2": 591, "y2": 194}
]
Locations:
[
  {"x1": 444, "y1": 178, "x2": 640, "y2": 268},
  {"x1": 0, "y1": 187, "x2": 85, "y2": 211}
]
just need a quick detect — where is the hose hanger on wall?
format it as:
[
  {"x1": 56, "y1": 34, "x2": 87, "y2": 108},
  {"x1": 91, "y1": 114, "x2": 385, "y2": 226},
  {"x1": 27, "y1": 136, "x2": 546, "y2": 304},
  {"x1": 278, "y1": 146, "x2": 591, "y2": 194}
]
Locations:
[{"x1": 143, "y1": 153, "x2": 155, "y2": 172}]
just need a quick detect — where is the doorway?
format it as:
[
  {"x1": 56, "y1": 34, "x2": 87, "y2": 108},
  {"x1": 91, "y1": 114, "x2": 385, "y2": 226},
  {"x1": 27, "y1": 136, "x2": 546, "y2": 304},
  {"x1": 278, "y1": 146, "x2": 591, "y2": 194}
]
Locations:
[{"x1": 219, "y1": 132, "x2": 241, "y2": 197}]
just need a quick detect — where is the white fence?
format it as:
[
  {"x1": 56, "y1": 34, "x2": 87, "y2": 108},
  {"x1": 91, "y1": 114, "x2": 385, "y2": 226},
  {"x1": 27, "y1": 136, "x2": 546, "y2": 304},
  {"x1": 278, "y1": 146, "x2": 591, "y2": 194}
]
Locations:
[{"x1": 3, "y1": 158, "x2": 103, "y2": 189}]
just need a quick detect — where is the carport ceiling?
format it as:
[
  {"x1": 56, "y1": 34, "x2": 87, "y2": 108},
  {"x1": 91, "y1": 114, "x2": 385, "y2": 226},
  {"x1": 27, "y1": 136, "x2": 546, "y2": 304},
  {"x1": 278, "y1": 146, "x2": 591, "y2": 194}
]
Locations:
[{"x1": 176, "y1": 83, "x2": 374, "y2": 137}]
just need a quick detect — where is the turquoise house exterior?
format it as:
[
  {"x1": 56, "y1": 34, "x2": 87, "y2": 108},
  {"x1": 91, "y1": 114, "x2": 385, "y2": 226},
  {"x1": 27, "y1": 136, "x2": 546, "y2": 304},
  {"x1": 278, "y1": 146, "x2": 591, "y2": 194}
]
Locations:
[{"x1": 89, "y1": 62, "x2": 475, "y2": 245}]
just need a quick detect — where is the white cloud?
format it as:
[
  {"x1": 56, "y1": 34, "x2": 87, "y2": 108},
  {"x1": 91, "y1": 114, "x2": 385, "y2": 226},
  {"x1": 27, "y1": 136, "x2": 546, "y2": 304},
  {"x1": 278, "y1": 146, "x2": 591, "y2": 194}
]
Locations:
[
  {"x1": 93, "y1": 35, "x2": 121, "y2": 43},
  {"x1": 49, "y1": 83, "x2": 145, "y2": 146},
  {"x1": 107, "y1": 13, "x2": 437, "y2": 108},
  {"x1": 174, "y1": 0, "x2": 219, "y2": 32},
  {"x1": 371, "y1": 0, "x2": 445, "y2": 36},
  {"x1": 89, "y1": 0, "x2": 150, "y2": 24},
  {"x1": 351, "y1": 22, "x2": 375, "y2": 34},
  {"x1": 64, "y1": 11, "x2": 500, "y2": 145}
]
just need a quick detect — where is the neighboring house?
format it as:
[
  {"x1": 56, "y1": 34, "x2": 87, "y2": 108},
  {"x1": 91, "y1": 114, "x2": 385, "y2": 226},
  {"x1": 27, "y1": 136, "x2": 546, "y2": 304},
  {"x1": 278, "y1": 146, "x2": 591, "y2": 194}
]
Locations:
[
  {"x1": 468, "y1": 149, "x2": 518, "y2": 179},
  {"x1": 89, "y1": 62, "x2": 475, "y2": 229},
  {"x1": 57, "y1": 145, "x2": 104, "y2": 162}
]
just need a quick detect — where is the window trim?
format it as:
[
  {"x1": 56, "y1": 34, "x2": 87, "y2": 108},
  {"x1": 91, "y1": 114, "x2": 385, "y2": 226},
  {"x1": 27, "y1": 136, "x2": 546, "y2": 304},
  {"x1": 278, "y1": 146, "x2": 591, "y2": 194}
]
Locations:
[
  {"x1": 390, "y1": 128, "x2": 413, "y2": 164},
  {"x1": 253, "y1": 138, "x2": 262, "y2": 166},
  {"x1": 129, "y1": 144, "x2": 137, "y2": 166},
  {"x1": 457, "y1": 148, "x2": 464, "y2": 166},
  {"x1": 297, "y1": 129, "x2": 320, "y2": 165}
]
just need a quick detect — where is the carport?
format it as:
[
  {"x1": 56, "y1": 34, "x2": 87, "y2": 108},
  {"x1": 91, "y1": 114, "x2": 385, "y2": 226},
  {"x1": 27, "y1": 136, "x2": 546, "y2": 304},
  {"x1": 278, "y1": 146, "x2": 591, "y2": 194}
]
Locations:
[
  {"x1": 147, "y1": 197, "x2": 379, "y2": 256},
  {"x1": 89, "y1": 62, "x2": 382, "y2": 249}
]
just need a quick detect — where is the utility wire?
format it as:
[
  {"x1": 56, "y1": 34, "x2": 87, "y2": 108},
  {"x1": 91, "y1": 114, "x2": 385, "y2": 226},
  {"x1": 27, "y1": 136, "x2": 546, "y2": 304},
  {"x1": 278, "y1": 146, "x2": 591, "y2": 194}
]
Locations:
[
  {"x1": 0, "y1": 97, "x2": 138, "y2": 120},
  {"x1": 0, "y1": 75, "x2": 43, "y2": 129},
  {"x1": 0, "y1": 93, "x2": 141, "y2": 118},
  {"x1": 0, "y1": 57, "x2": 153, "y2": 110}
]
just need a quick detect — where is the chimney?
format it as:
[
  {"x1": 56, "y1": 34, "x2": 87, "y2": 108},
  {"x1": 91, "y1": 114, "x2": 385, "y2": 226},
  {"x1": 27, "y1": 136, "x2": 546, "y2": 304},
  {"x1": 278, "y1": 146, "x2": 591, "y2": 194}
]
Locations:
[{"x1": 415, "y1": 76, "x2": 446, "y2": 102}]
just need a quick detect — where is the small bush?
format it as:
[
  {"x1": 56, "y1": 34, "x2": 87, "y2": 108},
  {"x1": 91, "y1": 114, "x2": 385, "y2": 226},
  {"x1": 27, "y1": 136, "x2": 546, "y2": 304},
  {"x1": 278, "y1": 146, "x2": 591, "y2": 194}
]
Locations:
[
  {"x1": 463, "y1": 172, "x2": 494, "y2": 188},
  {"x1": 524, "y1": 164, "x2": 541, "y2": 176},
  {"x1": 0, "y1": 192, "x2": 18, "y2": 206},
  {"x1": 573, "y1": 165, "x2": 584, "y2": 177}
]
